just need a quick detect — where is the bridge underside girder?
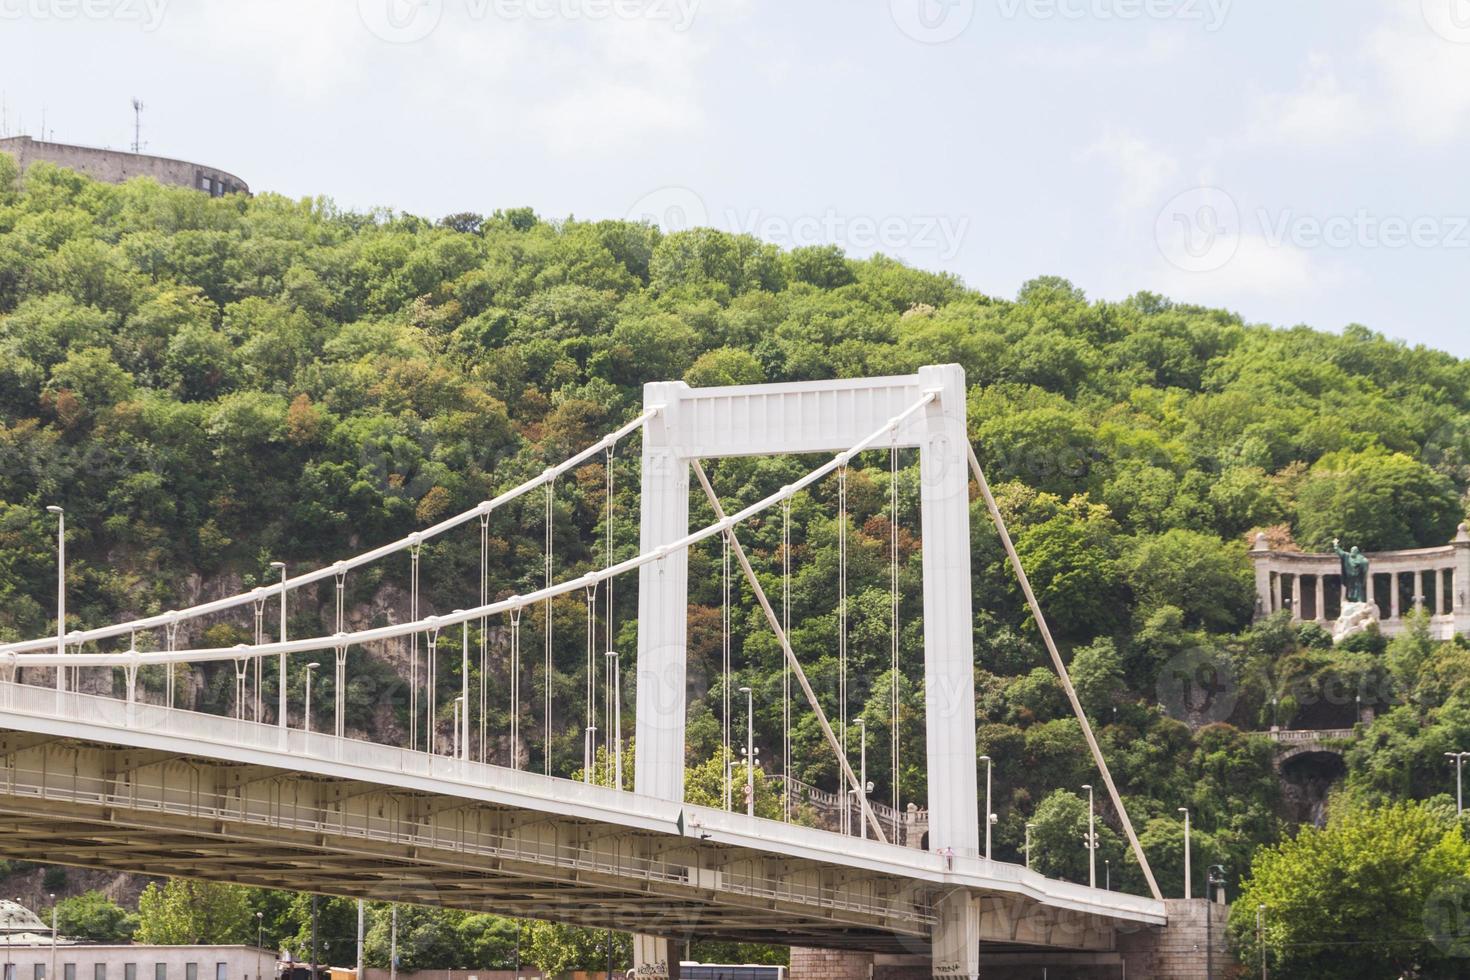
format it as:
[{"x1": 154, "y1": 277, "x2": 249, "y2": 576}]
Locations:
[{"x1": 0, "y1": 734, "x2": 933, "y2": 952}]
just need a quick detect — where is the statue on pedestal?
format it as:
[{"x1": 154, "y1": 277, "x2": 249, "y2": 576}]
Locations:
[{"x1": 1332, "y1": 538, "x2": 1378, "y2": 643}]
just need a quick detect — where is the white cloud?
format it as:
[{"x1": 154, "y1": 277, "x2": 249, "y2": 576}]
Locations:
[
  {"x1": 1154, "y1": 233, "x2": 1337, "y2": 303},
  {"x1": 1365, "y1": 6, "x2": 1470, "y2": 145},
  {"x1": 1084, "y1": 131, "x2": 1180, "y2": 212},
  {"x1": 1245, "y1": 53, "x2": 1367, "y2": 147}
]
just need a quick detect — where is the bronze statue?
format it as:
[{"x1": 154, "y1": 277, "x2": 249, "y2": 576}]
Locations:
[{"x1": 1333, "y1": 538, "x2": 1370, "y2": 605}]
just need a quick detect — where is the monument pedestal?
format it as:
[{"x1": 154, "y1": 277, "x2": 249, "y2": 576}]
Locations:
[{"x1": 1333, "y1": 601, "x2": 1380, "y2": 644}]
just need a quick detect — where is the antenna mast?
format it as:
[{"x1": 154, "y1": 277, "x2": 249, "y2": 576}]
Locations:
[{"x1": 131, "y1": 98, "x2": 145, "y2": 153}]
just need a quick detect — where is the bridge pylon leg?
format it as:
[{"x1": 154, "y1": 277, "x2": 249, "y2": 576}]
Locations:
[
  {"x1": 632, "y1": 935, "x2": 680, "y2": 980},
  {"x1": 932, "y1": 890, "x2": 982, "y2": 980}
]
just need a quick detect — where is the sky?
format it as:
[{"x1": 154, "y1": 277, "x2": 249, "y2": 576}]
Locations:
[{"x1": 2, "y1": 0, "x2": 1469, "y2": 357}]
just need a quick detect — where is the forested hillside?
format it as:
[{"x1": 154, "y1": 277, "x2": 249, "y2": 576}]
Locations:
[{"x1": 2, "y1": 155, "x2": 1470, "y2": 918}]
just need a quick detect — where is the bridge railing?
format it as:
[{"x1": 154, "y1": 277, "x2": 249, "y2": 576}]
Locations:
[
  {"x1": 0, "y1": 680, "x2": 938, "y2": 928},
  {"x1": 1264, "y1": 728, "x2": 1356, "y2": 743}
]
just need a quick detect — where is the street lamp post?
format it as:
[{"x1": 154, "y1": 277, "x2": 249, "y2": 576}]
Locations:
[
  {"x1": 45, "y1": 507, "x2": 64, "y2": 693},
  {"x1": 48, "y1": 894, "x2": 56, "y2": 980},
  {"x1": 1081, "y1": 783, "x2": 1097, "y2": 889},
  {"x1": 256, "y1": 912, "x2": 264, "y2": 980},
  {"x1": 857, "y1": 717, "x2": 869, "y2": 839},
  {"x1": 979, "y1": 755, "x2": 993, "y2": 860},
  {"x1": 452, "y1": 696, "x2": 465, "y2": 761},
  {"x1": 740, "y1": 687, "x2": 755, "y2": 818},
  {"x1": 1179, "y1": 807, "x2": 1192, "y2": 899},
  {"x1": 304, "y1": 662, "x2": 320, "y2": 734},
  {"x1": 1257, "y1": 903, "x2": 1267, "y2": 980},
  {"x1": 1105, "y1": 858, "x2": 1111, "y2": 890},
  {"x1": 271, "y1": 561, "x2": 288, "y2": 729},
  {"x1": 1447, "y1": 752, "x2": 1470, "y2": 815},
  {"x1": 1024, "y1": 822, "x2": 1035, "y2": 870}
]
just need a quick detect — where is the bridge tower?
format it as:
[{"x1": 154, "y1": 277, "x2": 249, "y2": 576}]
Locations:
[{"x1": 634, "y1": 365, "x2": 982, "y2": 979}]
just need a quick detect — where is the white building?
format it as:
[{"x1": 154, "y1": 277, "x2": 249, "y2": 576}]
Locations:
[{"x1": 0, "y1": 900, "x2": 274, "y2": 980}]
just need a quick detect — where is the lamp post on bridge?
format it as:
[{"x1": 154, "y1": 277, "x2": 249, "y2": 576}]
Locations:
[
  {"x1": 1024, "y1": 822, "x2": 1034, "y2": 870},
  {"x1": 453, "y1": 696, "x2": 465, "y2": 761},
  {"x1": 44, "y1": 506, "x2": 64, "y2": 693},
  {"x1": 1447, "y1": 752, "x2": 1470, "y2": 816},
  {"x1": 1081, "y1": 783, "x2": 1098, "y2": 889},
  {"x1": 979, "y1": 754, "x2": 993, "y2": 860},
  {"x1": 740, "y1": 686, "x2": 755, "y2": 818},
  {"x1": 304, "y1": 662, "x2": 320, "y2": 734},
  {"x1": 271, "y1": 561, "x2": 287, "y2": 729},
  {"x1": 1179, "y1": 807, "x2": 1192, "y2": 899},
  {"x1": 857, "y1": 717, "x2": 869, "y2": 839}
]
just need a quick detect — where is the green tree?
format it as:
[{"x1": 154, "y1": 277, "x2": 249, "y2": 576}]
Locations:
[
  {"x1": 136, "y1": 879, "x2": 254, "y2": 945},
  {"x1": 1231, "y1": 800, "x2": 1470, "y2": 979},
  {"x1": 52, "y1": 891, "x2": 137, "y2": 943}
]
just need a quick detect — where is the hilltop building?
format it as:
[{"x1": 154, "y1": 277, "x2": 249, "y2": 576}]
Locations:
[{"x1": 0, "y1": 136, "x2": 247, "y2": 196}]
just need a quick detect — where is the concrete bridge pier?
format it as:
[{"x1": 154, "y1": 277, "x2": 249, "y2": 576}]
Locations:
[
  {"x1": 932, "y1": 891, "x2": 982, "y2": 979},
  {"x1": 632, "y1": 936, "x2": 680, "y2": 980}
]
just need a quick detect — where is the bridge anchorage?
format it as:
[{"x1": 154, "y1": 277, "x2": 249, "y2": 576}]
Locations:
[{"x1": 0, "y1": 367, "x2": 1171, "y2": 979}]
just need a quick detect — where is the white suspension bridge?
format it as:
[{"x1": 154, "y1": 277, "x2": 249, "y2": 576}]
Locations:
[{"x1": 0, "y1": 367, "x2": 1172, "y2": 979}]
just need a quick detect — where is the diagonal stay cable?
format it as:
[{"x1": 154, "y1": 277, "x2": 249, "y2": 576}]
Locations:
[
  {"x1": 691, "y1": 459, "x2": 890, "y2": 844},
  {"x1": 966, "y1": 441, "x2": 1163, "y2": 902}
]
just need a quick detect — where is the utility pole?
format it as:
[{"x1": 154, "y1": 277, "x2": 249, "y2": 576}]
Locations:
[{"x1": 356, "y1": 900, "x2": 364, "y2": 980}]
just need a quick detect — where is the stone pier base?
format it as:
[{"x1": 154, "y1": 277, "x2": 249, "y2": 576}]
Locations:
[{"x1": 789, "y1": 900, "x2": 1238, "y2": 980}]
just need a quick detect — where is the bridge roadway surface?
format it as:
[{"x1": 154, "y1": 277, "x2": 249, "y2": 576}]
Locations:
[{"x1": 0, "y1": 682, "x2": 1163, "y2": 953}]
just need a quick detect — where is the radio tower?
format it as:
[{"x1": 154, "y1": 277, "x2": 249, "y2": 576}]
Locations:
[{"x1": 130, "y1": 98, "x2": 145, "y2": 153}]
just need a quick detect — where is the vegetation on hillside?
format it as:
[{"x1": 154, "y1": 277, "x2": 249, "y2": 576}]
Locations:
[{"x1": 3, "y1": 158, "x2": 1470, "y2": 973}]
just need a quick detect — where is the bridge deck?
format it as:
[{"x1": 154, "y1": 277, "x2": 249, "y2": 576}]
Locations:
[{"x1": 0, "y1": 683, "x2": 1162, "y2": 952}]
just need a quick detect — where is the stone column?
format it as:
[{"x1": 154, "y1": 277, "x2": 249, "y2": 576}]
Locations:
[
  {"x1": 1391, "y1": 572, "x2": 1401, "y2": 620},
  {"x1": 932, "y1": 891, "x2": 981, "y2": 979},
  {"x1": 1315, "y1": 576, "x2": 1326, "y2": 622},
  {"x1": 1272, "y1": 572, "x2": 1282, "y2": 616},
  {"x1": 1367, "y1": 571, "x2": 1377, "y2": 613},
  {"x1": 1416, "y1": 570, "x2": 1425, "y2": 610},
  {"x1": 1456, "y1": 525, "x2": 1470, "y2": 636},
  {"x1": 1249, "y1": 534, "x2": 1272, "y2": 621}
]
